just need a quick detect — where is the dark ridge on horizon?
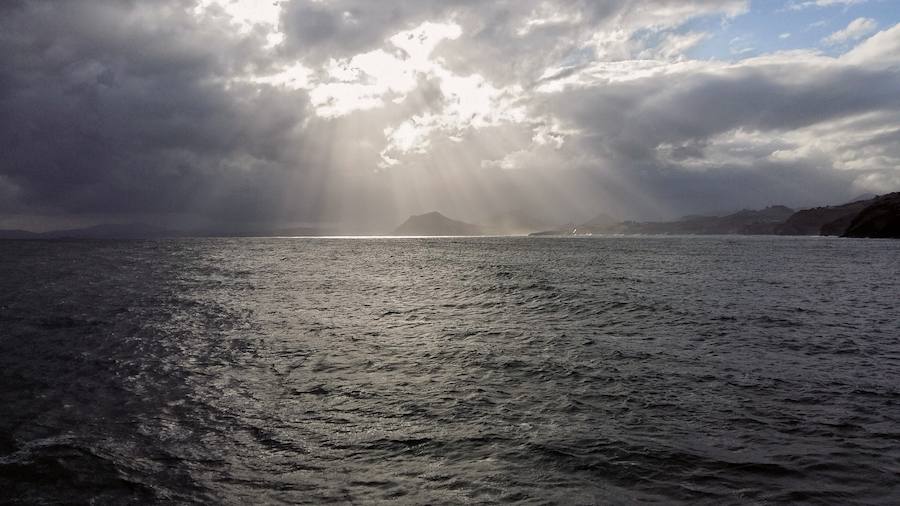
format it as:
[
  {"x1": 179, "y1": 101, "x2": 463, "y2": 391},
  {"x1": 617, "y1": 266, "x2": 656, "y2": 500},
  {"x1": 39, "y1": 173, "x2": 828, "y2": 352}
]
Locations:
[
  {"x1": 843, "y1": 192, "x2": 900, "y2": 238},
  {"x1": 528, "y1": 193, "x2": 900, "y2": 238},
  {"x1": 3, "y1": 193, "x2": 899, "y2": 240},
  {"x1": 392, "y1": 211, "x2": 483, "y2": 236}
]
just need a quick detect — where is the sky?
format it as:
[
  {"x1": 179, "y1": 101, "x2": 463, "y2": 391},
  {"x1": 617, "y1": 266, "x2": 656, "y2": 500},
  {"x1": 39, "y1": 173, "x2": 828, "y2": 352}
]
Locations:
[{"x1": 1, "y1": 0, "x2": 899, "y2": 232}]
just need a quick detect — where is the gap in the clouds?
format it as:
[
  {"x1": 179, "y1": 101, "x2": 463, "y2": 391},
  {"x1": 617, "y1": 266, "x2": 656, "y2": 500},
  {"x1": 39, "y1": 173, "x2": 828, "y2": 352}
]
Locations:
[
  {"x1": 196, "y1": 0, "x2": 281, "y2": 30},
  {"x1": 686, "y1": 0, "x2": 899, "y2": 61},
  {"x1": 304, "y1": 21, "x2": 464, "y2": 118}
]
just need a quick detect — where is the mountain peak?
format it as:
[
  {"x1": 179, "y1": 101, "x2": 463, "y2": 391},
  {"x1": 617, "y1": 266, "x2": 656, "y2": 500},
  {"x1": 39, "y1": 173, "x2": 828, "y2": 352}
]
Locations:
[{"x1": 393, "y1": 212, "x2": 483, "y2": 236}]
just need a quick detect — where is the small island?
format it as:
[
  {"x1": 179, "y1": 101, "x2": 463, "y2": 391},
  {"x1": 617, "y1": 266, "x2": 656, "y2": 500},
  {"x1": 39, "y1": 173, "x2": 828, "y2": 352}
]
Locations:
[{"x1": 392, "y1": 212, "x2": 483, "y2": 236}]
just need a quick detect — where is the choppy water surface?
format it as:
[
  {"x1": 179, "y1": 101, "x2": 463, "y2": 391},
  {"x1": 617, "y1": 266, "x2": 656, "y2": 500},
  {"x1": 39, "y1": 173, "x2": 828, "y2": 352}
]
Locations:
[{"x1": 1, "y1": 237, "x2": 898, "y2": 504}]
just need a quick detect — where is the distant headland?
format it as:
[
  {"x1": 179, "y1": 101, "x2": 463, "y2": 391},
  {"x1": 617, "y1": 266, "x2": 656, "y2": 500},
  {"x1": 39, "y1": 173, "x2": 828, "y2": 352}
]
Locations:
[
  {"x1": 2, "y1": 193, "x2": 898, "y2": 240},
  {"x1": 526, "y1": 192, "x2": 900, "y2": 239},
  {"x1": 392, "y1": 212, "x2": 483, "y2": 236}
]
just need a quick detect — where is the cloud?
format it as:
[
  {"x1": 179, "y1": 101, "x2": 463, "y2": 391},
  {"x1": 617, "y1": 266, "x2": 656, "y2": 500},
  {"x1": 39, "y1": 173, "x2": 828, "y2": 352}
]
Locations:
[
  {"x1": 511, "y1": 30, "x2": 900, "y2": 214},
  {"x1": 0, "y1": 1, "x2": 898, "y2": 230},
  {"x1": 787, "y1": 0, "x2": 869, "y2": 10},
  {"x1": 843, "y1": 23, "x2": 900, "y2": 68},
  {"x1": 823, "y1": 17, "x2": 878, "y2": 45},
  {"x1": 278, "y1": 0, "x2": 747, "y2": 84},
  {"x1": 0, "y1": 0, "x2": 309, "y2": 221}
]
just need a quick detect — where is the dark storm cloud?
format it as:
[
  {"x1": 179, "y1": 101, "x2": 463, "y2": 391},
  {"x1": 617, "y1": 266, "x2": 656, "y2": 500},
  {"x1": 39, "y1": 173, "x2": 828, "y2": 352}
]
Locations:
[{"x1": 0, "y1": 0, "x2": 308, "y2": 220}]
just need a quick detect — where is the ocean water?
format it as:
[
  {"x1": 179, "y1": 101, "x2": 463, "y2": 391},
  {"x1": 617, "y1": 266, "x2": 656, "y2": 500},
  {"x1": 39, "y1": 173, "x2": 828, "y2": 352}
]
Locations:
[{"x1": 0, "y1": 236, "x2": 898, "y2": 505}]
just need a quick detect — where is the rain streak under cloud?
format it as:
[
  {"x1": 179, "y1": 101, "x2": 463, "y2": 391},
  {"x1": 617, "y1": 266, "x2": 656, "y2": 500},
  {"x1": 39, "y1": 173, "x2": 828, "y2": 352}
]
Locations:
[{"x1": 1, "y1": 0, "x2": 900, "y2": 232}]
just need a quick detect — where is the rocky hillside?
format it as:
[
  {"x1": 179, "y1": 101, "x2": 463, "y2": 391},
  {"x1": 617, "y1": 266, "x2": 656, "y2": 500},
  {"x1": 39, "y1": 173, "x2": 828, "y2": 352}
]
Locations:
[
  {"x1": 842, "y1": 193, "x2": 900, "y2": 238},
  {"x1": 775, "y1": 198, "x2": 874, "y2": 236}
]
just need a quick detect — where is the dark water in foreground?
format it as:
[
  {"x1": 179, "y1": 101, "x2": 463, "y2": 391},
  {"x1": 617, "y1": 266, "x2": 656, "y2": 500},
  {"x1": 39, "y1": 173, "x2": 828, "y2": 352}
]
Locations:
[{"x1": 0, "y1": 237, "x2": 898, "y2": 505}]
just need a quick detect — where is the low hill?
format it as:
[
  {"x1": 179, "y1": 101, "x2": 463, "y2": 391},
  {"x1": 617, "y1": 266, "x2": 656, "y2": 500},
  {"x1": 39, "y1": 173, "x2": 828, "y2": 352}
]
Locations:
[
  {"x1": 776, "y1": 197, "x2": 876, "y2": 236},
  {"x1": 0, "y1": 223, "x2": 181, "y2": 240},
  {"x1": 529, "y1": 206, "x2": 795, "y2": 236},
  {"x1": 393, "y1": 212, "x2": 483, "y2": 236},
  {"x1": 842, "y1": 192, "x2": 900, "y2": 238},
  {"x1": 46, "y1": 223, "x2": 179, "y2": 239},
  {"x1": 617, "y1": 206, "x2": 795, "y2": 235},
  {"x1": 579, "y1": 213, "x2": 619, "y2": 234},
  {"x1": 0, "y1": 229, "x2": 41, "y2": 239}
]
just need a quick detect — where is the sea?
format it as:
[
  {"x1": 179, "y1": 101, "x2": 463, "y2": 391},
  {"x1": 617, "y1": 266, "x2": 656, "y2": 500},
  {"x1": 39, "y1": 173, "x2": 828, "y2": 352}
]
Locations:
[{"x1": 0, "y1": 236, "x2": 898, "y2": 505}]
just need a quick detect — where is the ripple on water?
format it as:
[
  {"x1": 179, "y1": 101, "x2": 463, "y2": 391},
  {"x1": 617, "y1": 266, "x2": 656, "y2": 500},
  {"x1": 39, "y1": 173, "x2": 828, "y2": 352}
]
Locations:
[{"x1": 0, "y1": 236, "x2": 899, "y2": 504}]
